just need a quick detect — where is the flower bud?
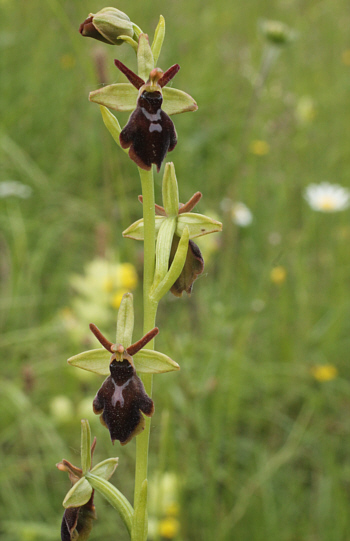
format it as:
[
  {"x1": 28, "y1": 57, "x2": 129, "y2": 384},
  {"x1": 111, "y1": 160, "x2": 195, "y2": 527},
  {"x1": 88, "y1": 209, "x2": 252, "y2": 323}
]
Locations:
[{"x1": 79, "y1": 8, "x2": 134, "y2": 45}]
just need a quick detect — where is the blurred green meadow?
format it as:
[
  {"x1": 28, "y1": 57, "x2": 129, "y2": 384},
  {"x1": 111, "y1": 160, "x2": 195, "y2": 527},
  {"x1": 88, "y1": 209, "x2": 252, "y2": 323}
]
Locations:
[{"x1": 1, "y1": 0, "x2": 350, "y2": 539}]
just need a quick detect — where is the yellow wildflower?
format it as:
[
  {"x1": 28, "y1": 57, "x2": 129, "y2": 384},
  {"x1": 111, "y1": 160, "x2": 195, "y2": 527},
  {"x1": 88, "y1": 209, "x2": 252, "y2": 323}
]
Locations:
[
  {"x1": 61, "y1": 257, "x2": 138, "y2": 344},
  {"x1": 311, "y1": 365, "x2": 338, "y2": 382},
  {"x1": 270, "y1": 266, "x2": 287, "y2": 285},
  {"x1": 165, "y1": 502, "x2": 180, "y2": 517},
  {"x1": 250, "y1": 140, "x2": 270, "y2": 156},
  {"x1": 117, "y1": 263, "x2": 138, "y2": 290},
  {"x1": 111, "y1": 290, "x2": 128, "y2": 309},
  {"x1": 159, "y1": 517, "x2": 180, "y2": 539}
]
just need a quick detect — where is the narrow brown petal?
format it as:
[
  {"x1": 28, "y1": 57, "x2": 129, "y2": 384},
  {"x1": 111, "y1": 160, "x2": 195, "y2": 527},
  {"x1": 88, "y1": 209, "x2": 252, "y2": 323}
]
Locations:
[
  {"x1": 158, "y1": 64, "x2": 180, "y2": 87},
  {"x1": 138, "y1": 195, "x2": 166, "y2": 216},
  {"x1": 126, "y1": 327, "x2": 159, "y2": 356},
  {"x1": 114, "y1": 59, "x2": 145, "y2": 89},
  {"x1": 89, "y1": 324, "x2": 114, "y2": 353},
  {"x1": 178, "y1": 192, "x2": 203, "y2": 214}
]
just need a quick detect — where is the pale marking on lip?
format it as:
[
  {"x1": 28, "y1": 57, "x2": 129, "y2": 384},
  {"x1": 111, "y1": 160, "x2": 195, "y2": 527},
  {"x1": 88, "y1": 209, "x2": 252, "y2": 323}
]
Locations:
[
  {"x1": 149, "y1": 123, "x2": 162, "y2": 133},
  {"x1": 141, "y1": 107, "x2": 161, "y2": 121},
  {"x1": 111, "y1": 378, "x2": 131, "y2": 408}
]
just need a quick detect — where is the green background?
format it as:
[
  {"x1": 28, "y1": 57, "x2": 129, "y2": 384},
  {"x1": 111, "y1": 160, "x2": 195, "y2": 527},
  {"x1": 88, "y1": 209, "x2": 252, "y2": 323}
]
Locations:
[{"x1": 1, "y1": 0, "x2": 350, "y2": 539}]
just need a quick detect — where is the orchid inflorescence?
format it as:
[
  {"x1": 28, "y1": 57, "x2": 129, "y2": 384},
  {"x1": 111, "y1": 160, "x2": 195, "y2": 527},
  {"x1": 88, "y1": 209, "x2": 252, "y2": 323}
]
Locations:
[{"x1": 59, "y1": 8, "x2": 222, "y2": 541}]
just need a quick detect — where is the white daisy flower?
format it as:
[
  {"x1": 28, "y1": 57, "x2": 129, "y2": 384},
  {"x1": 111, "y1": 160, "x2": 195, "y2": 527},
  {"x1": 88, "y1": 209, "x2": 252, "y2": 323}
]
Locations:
[
  {"x1": 231, "y1": 202, "x2": 253, "y2": 227},
  {"x1": 304, "y1": 182, "x2": 350, "y2": 212}
]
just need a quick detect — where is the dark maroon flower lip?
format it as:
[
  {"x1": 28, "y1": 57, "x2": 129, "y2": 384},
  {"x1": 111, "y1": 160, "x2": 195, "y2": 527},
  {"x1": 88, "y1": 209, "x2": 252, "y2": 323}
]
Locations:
[
  {"x1": 58, "y1": 438, "x2": 97, "y2": 541},
  {"x1": 169, "y1": 237, "x2": 204, "y2": 297},
  {"x1": 61, "y1": 493, "x2": 96, "y2": 541},
  {"x1": 113, "y1": 60, "x2": 181, "y2": 172},
  {"x1": 89, "y1": 325, "x2": 158, "y2": 444}
]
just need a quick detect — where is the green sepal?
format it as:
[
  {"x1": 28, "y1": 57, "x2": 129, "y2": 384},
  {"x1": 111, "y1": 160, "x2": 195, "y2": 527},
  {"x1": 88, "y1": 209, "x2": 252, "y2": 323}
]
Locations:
[
  {"x1": 151, "y1": 15, "x2": 165, "y2": 65},
  {"x1": 123, "y1": 213, "x2": 222, "y2": 242},
  {"x1": 162, "y1": 87, "x2": 198, "y2": 116},
  {"x1": 151, "y1": 226, "x2": 190, "y2": 302},
  {"x1": 81, "y1": 420, "x2": 91, "y2": 474},
  {"x1": 89, "y1": 85, "x2": 197, "y2": 117},
  {"x1": 97, "y1": 7, "x2": 131, "y2": 21},
  {"x1": 86, "y1": 473, "x2": 134, "y2": 535},
  {"x1": 123, "y1": 215, "x2": 164, "y2": 240},
  {"x1": 116, "y1": 292, "x2": 134, "y2": 348},
  {"x1": 137, "y1": 34, "x2": 154, "y2": 81},
  {"x1": 162, "y1": 162, "x2": 179, "y2": 217},
  {"x1": 153, "y1": 217, "x2": 176, "y2": 287},
  {"x1": 68, "y1": 348, "x2": 110, "y2": 376},
  {"x1": 90, "y1": 458, "x2": 119, "y2": 480},
  {"x1": 68, "y1": 344, "x2": 179, "y2": 374},
  {"x1": 92, "y1": 11, "x2": 134, "y2": 44},
  {"x1": 176, "y1": 213, "x2": 223, "y2": 239},
  {"x1": 89, "y1": 84, "x2": 138, "y2": 112},
  {"x1": 63, "y1": 477, "x2": 93, "y2": 508},
  {"x1": 133, "y1": 349, "x2": 180, "y2": 373},
  {"x1": 131, "y1": 479, "x2": 148, "y2": 541}
]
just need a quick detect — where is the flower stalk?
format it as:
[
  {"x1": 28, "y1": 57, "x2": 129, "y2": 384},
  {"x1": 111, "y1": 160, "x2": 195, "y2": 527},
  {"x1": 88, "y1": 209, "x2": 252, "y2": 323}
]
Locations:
[{"x1": 134, "y1": 167, "x2": 158, "y2": 531}]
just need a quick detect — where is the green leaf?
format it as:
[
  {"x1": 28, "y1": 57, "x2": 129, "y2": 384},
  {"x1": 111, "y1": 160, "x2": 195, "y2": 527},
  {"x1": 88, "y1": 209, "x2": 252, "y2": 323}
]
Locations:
[
  {"x1": 81, "y1": 420, "x2": 91, "y2": 474},
  {"x1": 116, "y1": 292, "x2": 134, "y2": 348},
  {"x1": 162, "y1": 87, "x2": 198, "y2": 116},
  {"x1": 90, "y1": 458, "x2": 119, "y2": 480},
  {"x1": 89, "y1": 83, "x2": 138, "y2": 112},
  {"x1": 151, "y1": 15, "x2": 165, "y2": 65},
  {"x1": 123, "y1": 215, "x2": 164, "y2": 240},
  {"x1": 131, "y1": 480, "x2": 148, "y2": 541},
  {"x1": 68, "y1": 349, "x2": 110, "y2": 376},
  {"x1": 176, "y1": 213, "x2": 223, "y2": 239},
  {"x1": 63, "y1": 477, "x2": 93, "y2": 508},
  {"x1": 86, "y1": 473, "x2": 133, "y2": 535},
  {"x1": 133, "y1": 349, "x2": 180, "y2": 373},
  {"x1": 137, "y1": 34, "x2": 154, "y2": 81},
  {"x1": 162, "y1": 162, "x2": 179, "y2": 217}
]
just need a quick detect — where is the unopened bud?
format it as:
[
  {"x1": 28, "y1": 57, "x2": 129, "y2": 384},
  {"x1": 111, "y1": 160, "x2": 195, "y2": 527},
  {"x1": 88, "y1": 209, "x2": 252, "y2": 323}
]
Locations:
[{"x1": 79, "y1": 8, "x2": 134, "y2": 45}]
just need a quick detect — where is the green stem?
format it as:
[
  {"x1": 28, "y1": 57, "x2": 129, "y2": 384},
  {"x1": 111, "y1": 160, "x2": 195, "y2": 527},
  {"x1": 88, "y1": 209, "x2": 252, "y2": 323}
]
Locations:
[{"x1": 134, "y1": 167, "x2": 159, "y2": 537}]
